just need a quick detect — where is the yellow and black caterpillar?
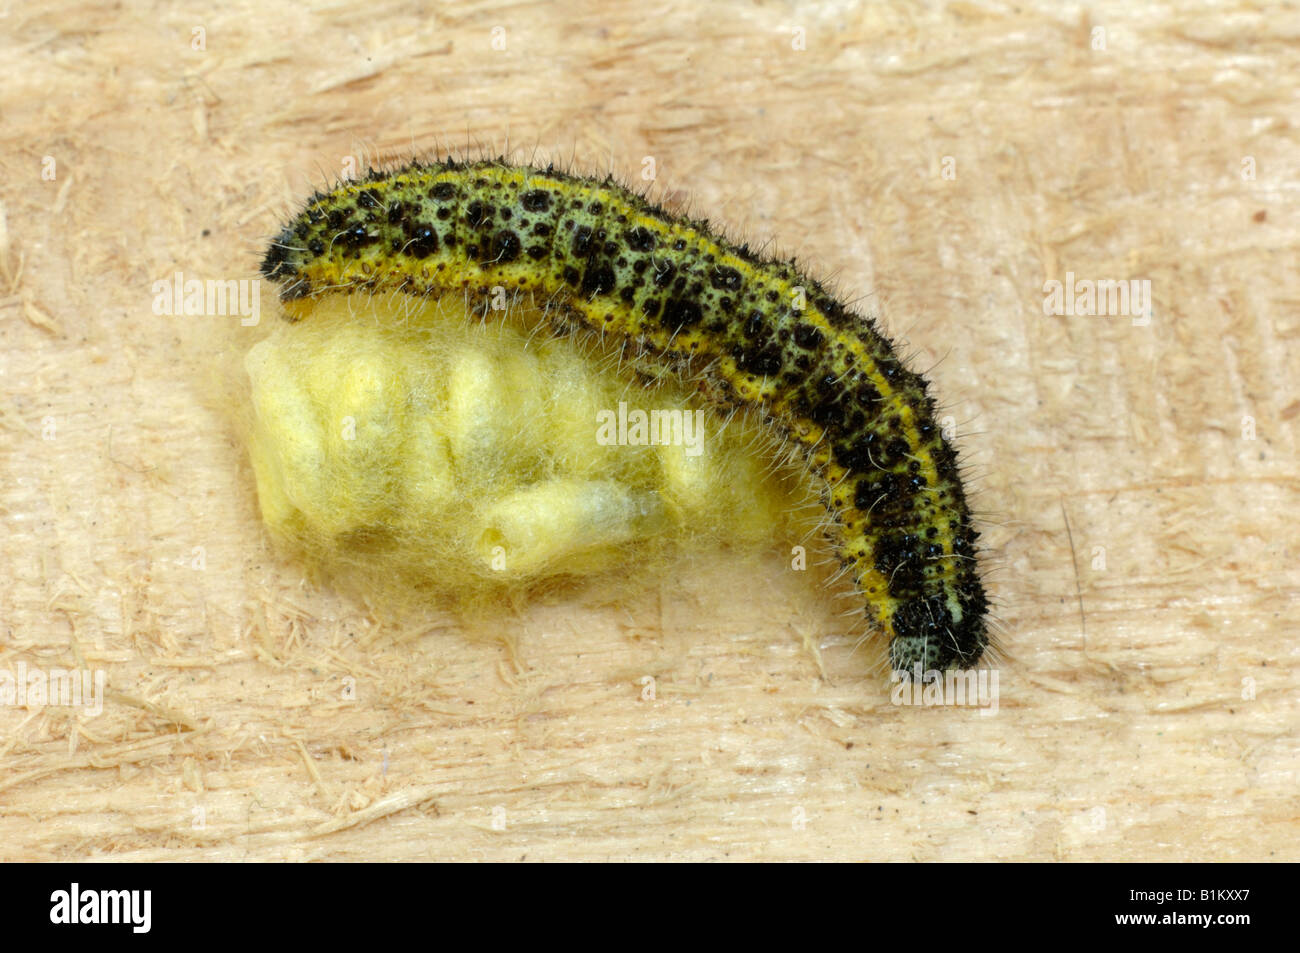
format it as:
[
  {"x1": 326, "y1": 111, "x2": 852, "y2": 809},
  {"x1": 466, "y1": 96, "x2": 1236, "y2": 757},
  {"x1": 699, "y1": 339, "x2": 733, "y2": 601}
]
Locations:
[{"x1": 260, "y1": 157, "x2": 989, "y2": 673}]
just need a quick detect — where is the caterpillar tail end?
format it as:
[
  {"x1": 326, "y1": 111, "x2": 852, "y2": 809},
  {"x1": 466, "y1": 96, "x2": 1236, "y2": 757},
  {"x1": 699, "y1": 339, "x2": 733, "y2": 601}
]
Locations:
[{"x1": 887, "y1": 596, "x2": 990, "y2": 674}]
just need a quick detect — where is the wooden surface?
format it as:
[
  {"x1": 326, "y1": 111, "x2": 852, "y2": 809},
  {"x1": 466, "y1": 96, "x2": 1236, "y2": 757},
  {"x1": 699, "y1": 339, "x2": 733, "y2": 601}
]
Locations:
[{"x1": 1, "y1": 0, "x2": 1296, "y2": 861}]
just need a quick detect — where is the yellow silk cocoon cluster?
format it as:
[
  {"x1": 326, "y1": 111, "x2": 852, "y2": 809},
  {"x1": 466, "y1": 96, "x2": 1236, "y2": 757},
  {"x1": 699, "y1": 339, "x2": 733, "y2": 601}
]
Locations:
[{"x1": 243, "y1": 294, "x2": 812, "y2": 604}]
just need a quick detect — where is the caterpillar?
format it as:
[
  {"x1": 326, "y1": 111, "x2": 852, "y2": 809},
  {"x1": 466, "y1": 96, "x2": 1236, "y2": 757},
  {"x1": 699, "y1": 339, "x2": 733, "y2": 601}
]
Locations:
[{"x1": 260, "y1": 157, "x2": 990, "y2": 673}]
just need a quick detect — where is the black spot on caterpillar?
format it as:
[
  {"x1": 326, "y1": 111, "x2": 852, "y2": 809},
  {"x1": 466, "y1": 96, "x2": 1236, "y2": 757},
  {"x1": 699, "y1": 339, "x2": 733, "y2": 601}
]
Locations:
[{"x1": 260, "y1": 157, "x2": 991, "y2": 673}]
